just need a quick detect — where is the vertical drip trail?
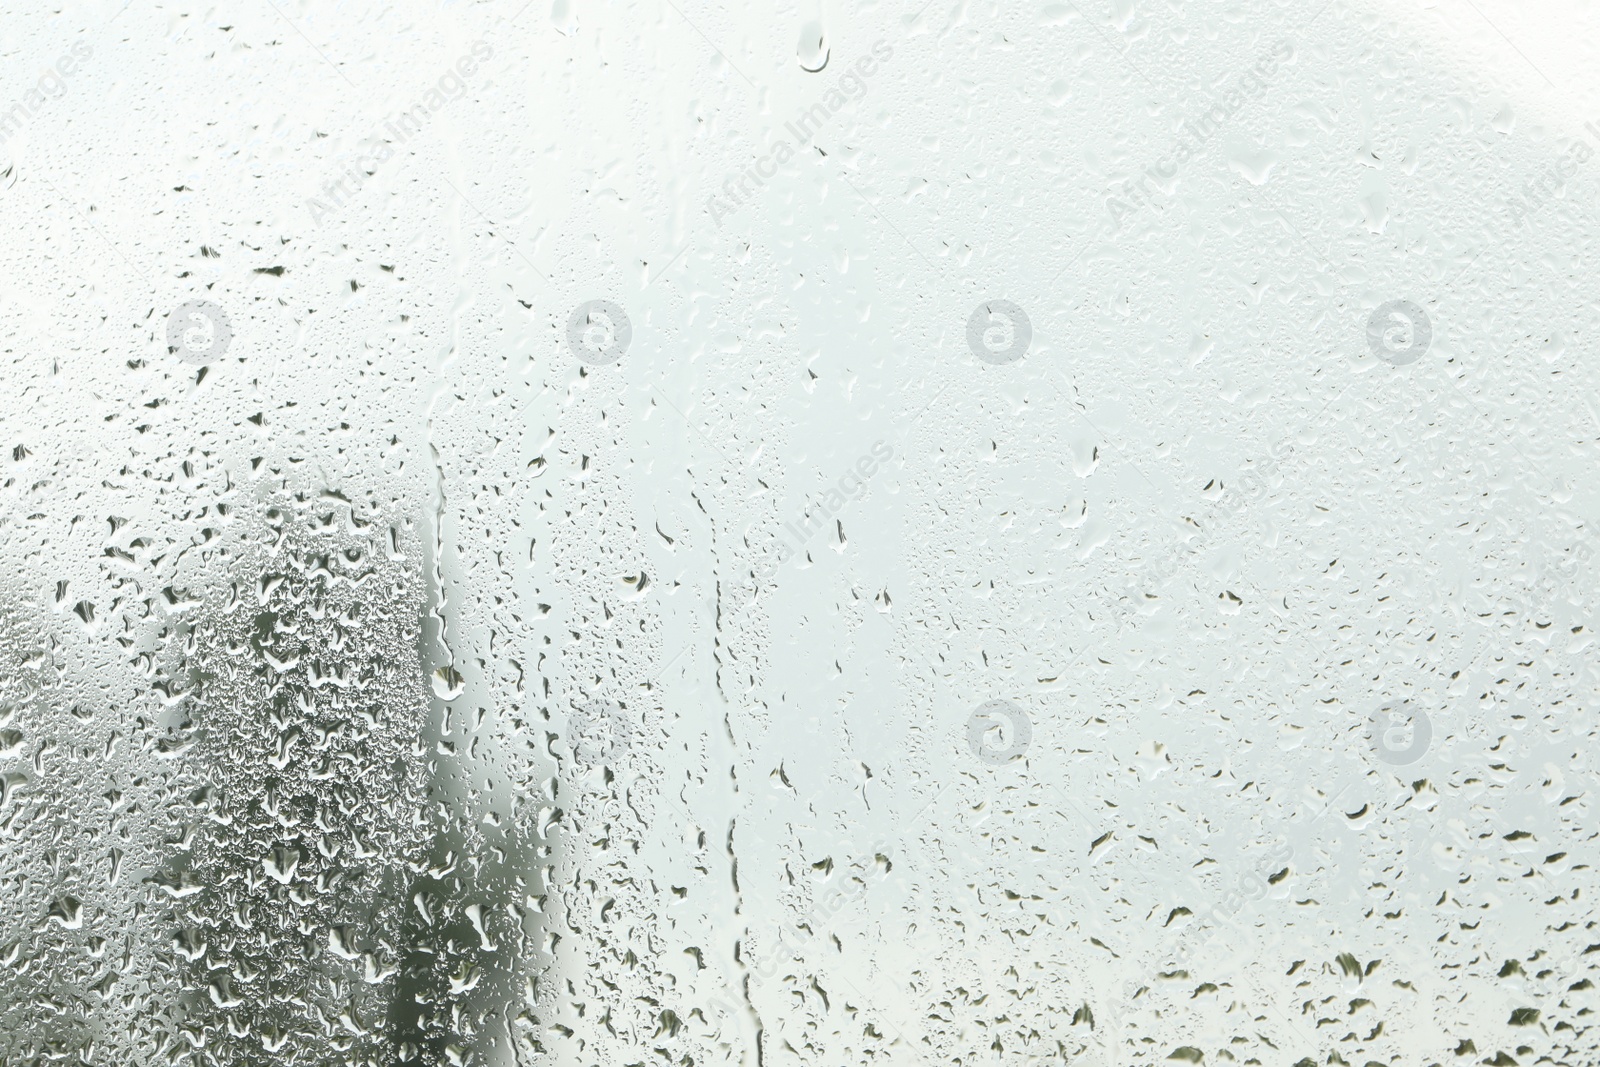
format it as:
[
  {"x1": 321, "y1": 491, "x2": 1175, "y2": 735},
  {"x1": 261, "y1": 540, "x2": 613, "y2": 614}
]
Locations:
[
  {"x1": 426, "y1": 440, "x2": 450, "y2": 665},
  {"x1": 706, "y1": 505, "x2": 762, "y2": 1066}
]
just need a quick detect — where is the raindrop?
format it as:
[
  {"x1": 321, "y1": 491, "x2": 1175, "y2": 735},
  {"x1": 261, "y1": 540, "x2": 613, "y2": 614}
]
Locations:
[
  {"x1": 552, "y1": 0, "x2": 575, "y2": 35},
  {"x1": 798, "y1": 21, "x2": 828, "y2": 72}
]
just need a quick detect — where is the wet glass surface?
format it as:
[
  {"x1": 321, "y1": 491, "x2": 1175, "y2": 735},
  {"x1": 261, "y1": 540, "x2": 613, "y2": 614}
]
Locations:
[{"x1": 1, "y1": 1, "x2": 1598, "y2": 1064}]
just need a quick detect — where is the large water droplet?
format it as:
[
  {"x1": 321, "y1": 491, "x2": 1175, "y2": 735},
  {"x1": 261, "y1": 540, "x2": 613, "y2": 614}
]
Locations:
[
  {"x1": 798, "y1": 21, "x2": 828, "y2": 72},
  {"x1": 432, "y1": 665, "x2": 466, "y2": 699},
  {"x1": 552, "y1": 0, "x2": 575, "y2": 35}
]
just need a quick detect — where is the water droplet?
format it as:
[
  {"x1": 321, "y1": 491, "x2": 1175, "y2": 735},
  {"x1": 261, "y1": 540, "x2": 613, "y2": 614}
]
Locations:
[
  {"x1": 432, "y1": 665, "x2": 466, "y2": 699},
  {"x1": 798, "y1": 21, "x2": 828, "y2": 72},
  {"x1": 552, "y1": 0, "x2": 575, "y2": 35}
]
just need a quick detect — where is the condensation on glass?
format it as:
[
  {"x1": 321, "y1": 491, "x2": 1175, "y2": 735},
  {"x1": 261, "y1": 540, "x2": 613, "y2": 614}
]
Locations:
[{"x1": 0, "y1": 1, "x2": 1596, "y2": 1065}]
